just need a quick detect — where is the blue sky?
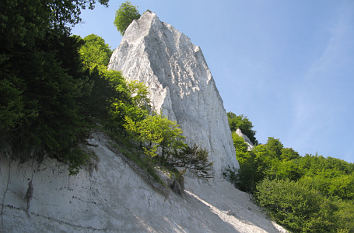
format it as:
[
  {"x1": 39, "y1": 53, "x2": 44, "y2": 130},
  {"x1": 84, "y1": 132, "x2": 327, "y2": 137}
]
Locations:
[{"x1": 73, "y1": 0, "x2": 354, "y2": 163}]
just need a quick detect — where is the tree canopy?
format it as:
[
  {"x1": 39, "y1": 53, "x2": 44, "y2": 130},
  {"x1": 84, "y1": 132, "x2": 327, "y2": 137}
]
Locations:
[
  {"x1": 79, "y1": 34, "x2": 112, "y2": 70},
  {"x1": 0, "y1": 0, "x2": 109, "y2": 172},
  {"x1": 228, "y1": 133, "x2": 354, "y2": 232},
  {"x1": 114, "y1": 1, "x2": 141, "y2": 35}
]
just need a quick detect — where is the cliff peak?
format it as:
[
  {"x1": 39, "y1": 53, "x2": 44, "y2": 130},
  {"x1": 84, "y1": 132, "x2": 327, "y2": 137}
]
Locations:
[{"x1": 108, "y1": 11, "x2": 238, "y2": 177}]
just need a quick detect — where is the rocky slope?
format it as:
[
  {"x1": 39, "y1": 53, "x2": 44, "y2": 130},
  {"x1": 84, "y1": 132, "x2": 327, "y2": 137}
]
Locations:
[
  {"x1": 0, "y1": 133, "x2": 287, "y2": 233},
  {"x1": 108, "y1": 11, "x2": 238, "y2": 177}
]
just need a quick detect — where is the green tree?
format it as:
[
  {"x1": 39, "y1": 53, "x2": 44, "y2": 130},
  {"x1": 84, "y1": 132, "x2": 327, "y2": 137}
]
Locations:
[
  {"x1": 265, "y1": 137, "x2": 283, "y2": 159},
  {"x1": 333, "y1": 199, "x2": 354, "y2": 232},
  {"x1": 280, "y1": 147, "x2": 300, "y2": 160},
  {"x1": 114, "y1": 1, "x2": 141, "y2": 35},
  {"x1": 232, "y1": 137, "x2": 303, "y2": 192},
  {"x1": 107, "y1": 73, "x2": 150, "y2": 132},
  {"x1": 169, "y1": 145, "x2": 213, "y2": 178},
  {"x1": 79, "y1": 34, "x2": 112, "y2": 71},
  {"x1": 0, "y1": 0, "x2": 109, "y2": 171},
  {"x1": 256, "y1": 179, "x2": 336, "y2": 233},
  {"x1": 124, "y1": 114, "x2": 185, "y2": 158},
  {"x1": 228, "y1": 117, "x2": 354, "y2": 232}
]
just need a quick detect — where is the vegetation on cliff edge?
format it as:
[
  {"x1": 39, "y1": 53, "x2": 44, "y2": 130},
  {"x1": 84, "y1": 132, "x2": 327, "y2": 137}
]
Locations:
[
  {"x1": 0, "y1": 0, "x2": 212, "y2": 180},
  {"x1": 226, "y1": 112, "x2": 354, "y2": 232}
]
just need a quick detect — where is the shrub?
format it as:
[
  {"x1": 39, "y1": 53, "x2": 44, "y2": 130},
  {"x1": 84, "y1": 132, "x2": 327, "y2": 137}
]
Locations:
[{"x1": 256, "y1": 179, "x2": 336, "y2": 233}]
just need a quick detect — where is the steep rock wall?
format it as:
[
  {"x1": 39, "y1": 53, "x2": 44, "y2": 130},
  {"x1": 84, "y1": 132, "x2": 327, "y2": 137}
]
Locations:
[{"x1": 108, "y1": 12, "x2": 238, "y2": 177}]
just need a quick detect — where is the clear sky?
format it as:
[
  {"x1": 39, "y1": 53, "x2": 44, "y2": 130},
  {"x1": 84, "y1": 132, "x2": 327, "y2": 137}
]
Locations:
[{"x1": 72, "y1": 0, "x2": 354, "y2": 163}]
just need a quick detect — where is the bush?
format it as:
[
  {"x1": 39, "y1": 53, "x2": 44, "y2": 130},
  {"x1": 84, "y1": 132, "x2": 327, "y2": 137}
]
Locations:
[
  {"x1": 114, "y1": 1, "x2": 141, "y2": 35},
  {"x1": 256, "y1": 179, "x2": 336, "y2": 233}
]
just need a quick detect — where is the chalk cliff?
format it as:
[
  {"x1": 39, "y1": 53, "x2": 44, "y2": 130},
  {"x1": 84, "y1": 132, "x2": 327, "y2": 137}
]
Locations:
[
  {"x1": 0, "y1": 133, "x2": 287, "y2": 233},
  {"x1": 0, "y1": 12, "x2": 291, "y2": 233},
  {"x1": 236, "y1": 128, "x2": 254, "y2": 151},
  {"x1": 108, "y1": 11, "x2": 238, "y2": 177}
]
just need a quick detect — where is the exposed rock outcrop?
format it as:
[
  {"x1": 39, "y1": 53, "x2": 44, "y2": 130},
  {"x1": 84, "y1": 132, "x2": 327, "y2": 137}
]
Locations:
[
  {"x1": 0, "y1": 133, "x2": 287, "y2": 233},
  {"x1": 108, "y1": 11, "x2": 238, "y2": 177},
  {"x1": 236, "y1": 128, "x2": 254, "y2": 150}
]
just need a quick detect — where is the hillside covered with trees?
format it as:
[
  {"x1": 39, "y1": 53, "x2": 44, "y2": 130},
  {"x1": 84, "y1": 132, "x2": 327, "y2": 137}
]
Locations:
[{"x1": 227, "y1": 112, "x2": 354, "y2": 233}]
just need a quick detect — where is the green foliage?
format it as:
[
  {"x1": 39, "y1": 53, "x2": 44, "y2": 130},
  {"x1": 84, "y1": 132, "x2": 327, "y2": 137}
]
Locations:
[
  {"x1": 64, "y1": 147, "x2": 93, "y2": 175},
  {"x1": 108, "y1": 75, "x2": 150, "y2": 131},
  {"x1": 0, "y1": 0, "x2": 211, "y2": 182},
  {"x1": 227, "y1": 112, "x2": 258, "y2": 145},
  {"x1": 265, "y1": 137, "x2": 283, "y2": 159},
  {"x1": 255, "y1": 178, "x2": 354, "y2": 233},
  {"x1": 274, "y1": 159, "x2": 303, "y2": 180},
  {"x1": 0, "y1": 0, "x2": 109, "y2": 50},
  {"x1": 296, "y1": 154, "x2": 354, "y2": 177},
  {"x1": 0, "y1": 0, "x2": 109, "y2": 172},
  {"x1": 167, "y1": 145, "x2": 213, "y2": 178},
  {"x1": 124, "y1": 114, "x2": 185, "y2": 157},
  {"x1": 231, "y1": 131, "x2": 354, "y2": 231},
  {"x1": 114, "y1": 1, "x2": 141, "y2": 35},
  {"x1": 103, "y1": 71, "x2": 213, "y2": 178},
  {"x1": 2, "y1": 33, "x2": 92, "y2": 163},
  {"x1": 333, "y1": 199, "x2": 354, "y2": 233},
  {"x1": 223, "y1": 167, "x2": 239, "y2": 186},
  {"x1": 299, "y1": 173, "x2": 354, "y2": 200},
  {"x1": 231, "y1": 132, "x2": 248, "y2": 154},
  {"x1": 232, "y1": 138, "x2": 282, "y2": 192},
  {"x1": 256, "y1": 179, "x2": 337, "y2": 233},
  {"x1": 280, "y1": 147, "x2": 300, "y2": 160},
  {"x1": 79, "y1": 34, "x2": 112, "y2": 70}
]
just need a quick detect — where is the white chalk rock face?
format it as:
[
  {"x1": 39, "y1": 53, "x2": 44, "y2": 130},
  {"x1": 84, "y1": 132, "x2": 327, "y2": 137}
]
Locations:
[
  {"x1": 108, "y1": 11, "x2": 238, "y2": 176},
  {"x1": 0, "y1": 133, "x2": 287, "y2": 233},
  {"x1": 236, "y1": 128, "x2": 254, "y2": 151}
]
